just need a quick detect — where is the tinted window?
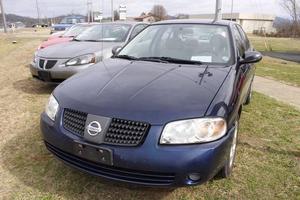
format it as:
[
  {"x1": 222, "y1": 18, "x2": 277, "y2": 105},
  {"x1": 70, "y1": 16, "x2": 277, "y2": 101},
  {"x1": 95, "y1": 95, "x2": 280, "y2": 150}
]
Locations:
[
  {"x1": 61, "y1": 18, "x2": 85, "y2": 24},
  {"x1": 119, "y1": 24, "x2": 233, "y2": 65},
  {"x1": 232, "y1": 25, "x2": 245, "y2": 56},
  {"x1": 236, "y1": 25, "x2": 250, "y2": 50}
]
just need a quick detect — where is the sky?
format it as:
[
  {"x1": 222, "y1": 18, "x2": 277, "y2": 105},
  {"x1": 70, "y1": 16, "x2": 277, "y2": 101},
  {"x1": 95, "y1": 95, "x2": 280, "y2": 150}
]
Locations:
[{"x1": 2, "y1": 0, "x2": 285, "y2": 18}]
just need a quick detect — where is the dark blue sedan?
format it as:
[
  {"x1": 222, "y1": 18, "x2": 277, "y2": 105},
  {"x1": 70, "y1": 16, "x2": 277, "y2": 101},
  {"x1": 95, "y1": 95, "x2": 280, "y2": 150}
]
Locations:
[{"x1": 41, "y1": 19, "x2": 262, "y2": 187}]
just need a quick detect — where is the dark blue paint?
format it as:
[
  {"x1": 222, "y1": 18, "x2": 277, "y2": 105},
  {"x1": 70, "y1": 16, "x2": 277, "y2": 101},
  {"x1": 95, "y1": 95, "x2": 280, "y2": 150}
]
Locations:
[{"x1": 40, "y1": 20, "x2": 260, "y2": 187}]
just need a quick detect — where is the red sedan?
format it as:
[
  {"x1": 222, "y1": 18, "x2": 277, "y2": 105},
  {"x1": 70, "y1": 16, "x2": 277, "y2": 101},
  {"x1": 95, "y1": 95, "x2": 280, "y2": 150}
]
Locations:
[{"x1": 38, "y1": 23, "x2": 95, "y2": 50}]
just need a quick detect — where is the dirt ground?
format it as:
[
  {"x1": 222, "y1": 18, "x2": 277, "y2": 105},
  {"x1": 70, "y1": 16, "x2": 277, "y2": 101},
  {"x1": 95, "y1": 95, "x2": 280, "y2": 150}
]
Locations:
[{"x1": 0, "y1": 30, "x2": 299, "y2": 200}]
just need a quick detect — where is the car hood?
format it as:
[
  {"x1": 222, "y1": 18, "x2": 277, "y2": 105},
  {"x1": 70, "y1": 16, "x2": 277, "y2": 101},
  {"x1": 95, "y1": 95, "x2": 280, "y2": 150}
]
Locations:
[
  {"x1": 55, "y1": 59, "x2": 231, "y2": 125},
  {"x1": 37, "y1": 41, "x2": 123, "y2": 59}
]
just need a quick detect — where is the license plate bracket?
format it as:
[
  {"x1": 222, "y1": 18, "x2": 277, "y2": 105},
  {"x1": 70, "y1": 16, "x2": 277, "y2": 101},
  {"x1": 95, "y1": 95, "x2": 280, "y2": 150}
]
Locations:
[
  {"x1": 38, "y1": 70, "x2": 51, "y2": 81},
  {"x1": 73, "y1": 140, "x2": 113, "y2": 166}
]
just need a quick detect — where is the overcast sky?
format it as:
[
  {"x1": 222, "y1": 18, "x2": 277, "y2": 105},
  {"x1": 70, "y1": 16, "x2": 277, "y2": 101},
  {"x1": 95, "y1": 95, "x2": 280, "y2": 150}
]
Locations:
[{"x1": 3, "y1": 0, "x2": 285, "y2": 18}]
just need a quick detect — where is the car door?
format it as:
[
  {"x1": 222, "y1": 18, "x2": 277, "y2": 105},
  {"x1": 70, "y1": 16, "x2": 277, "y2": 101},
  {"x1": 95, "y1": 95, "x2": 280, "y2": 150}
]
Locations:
[{"x1": 232, "y1": 25, "x2": 252, "y2": 104}]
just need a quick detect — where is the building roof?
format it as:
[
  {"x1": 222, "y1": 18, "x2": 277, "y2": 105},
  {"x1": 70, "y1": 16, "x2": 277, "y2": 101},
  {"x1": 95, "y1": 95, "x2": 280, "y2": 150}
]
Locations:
[
  {"x1": 134, "y1": 13, "x2": 160, "y2": 21},
  {"x1": 189, "y1": 13, "x2": 275, "y2": 21},
  {"x1": 153, "y1": 19, "x2": 237, "y2": 26},
  {"x1": 134, "y1": 15, "x2": 154, "y2": 20},
  {"x1": 98, "y1": 21, "x2": 146, "y2": 25}
]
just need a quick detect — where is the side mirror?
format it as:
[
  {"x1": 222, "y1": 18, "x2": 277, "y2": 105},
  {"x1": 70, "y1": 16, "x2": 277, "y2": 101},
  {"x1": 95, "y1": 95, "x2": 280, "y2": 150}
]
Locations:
[
  {"x1": 112, "y1": 46, "x2": 122, "y2": 56},
  {"x1": 240, "y1": 51, "x2": 262, "y2": 64}
]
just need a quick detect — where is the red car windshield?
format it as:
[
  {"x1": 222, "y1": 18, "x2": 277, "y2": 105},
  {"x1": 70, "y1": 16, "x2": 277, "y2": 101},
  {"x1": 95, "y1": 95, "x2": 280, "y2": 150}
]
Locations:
[{"x1": 63, "y1": 25, "x2": 92, "y2": 37}]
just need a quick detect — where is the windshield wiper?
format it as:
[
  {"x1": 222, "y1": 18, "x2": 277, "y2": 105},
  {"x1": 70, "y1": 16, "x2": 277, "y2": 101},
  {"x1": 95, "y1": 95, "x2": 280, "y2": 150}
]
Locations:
[
  {"x1": 114, "y1": 55, "x2": 203, "y2": 65},
  {"x1": 83, "y1": 39, "x2": 99, "y2": 42},
  {"x1": 137, "y1": 57, "x2": 170, "y2": 63},
  {"x1": 73, "y1": 38, "x2": 81, "y2": 41},
  {"x1": 147, "y1": 57, "x2": 203, "y2": 65},
  {"x1": 114, "y1": 54, "x2": 137, "y2": 60}
]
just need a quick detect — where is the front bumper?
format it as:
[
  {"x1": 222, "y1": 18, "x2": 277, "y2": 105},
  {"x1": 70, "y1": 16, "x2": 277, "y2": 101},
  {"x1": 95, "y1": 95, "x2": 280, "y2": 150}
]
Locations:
[
  {"x1": 30, "y1": 61, "x2": 92, "y2": 83},
  {"x1": 40, "y1": 112, "x2": 235, "y2": 187}
]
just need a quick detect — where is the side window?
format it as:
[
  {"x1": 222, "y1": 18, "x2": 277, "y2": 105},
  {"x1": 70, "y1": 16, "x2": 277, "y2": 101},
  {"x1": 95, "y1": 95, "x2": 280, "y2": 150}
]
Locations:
[
  {"x1": 236, "y1": 25, "x2": 250, "y2": 50},
  {"x1": 129, "y1": 25, "x2": 147, "y2": 40},
  {"x1": 232, "y1": 25, "x2": 245, "y2": 56}
]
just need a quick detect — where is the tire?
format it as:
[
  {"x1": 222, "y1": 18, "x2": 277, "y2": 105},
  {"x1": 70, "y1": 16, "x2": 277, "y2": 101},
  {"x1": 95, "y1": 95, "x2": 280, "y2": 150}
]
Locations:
[
  {"x1": 219, "y1": 120, "x2": 239, "y2": 178},
  {"x1": 244, "y1": 84, "x2": 253, "y2": 105}
]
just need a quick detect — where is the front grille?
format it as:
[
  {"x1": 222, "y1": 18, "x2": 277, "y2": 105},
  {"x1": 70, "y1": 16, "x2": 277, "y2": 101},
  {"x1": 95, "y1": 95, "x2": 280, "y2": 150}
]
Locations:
[
  {"x1": 39, "y1": 59, "x2": 45, "y2": 68},
  {"x1": 45, "y1": 142, "x2": 175, "y2": 185},
  {"x1": 62, "y1": 109, "x2": 150, "y2": 146},
  {"x1": 63, "y1": 108, "x2": 87, "y2": 136},
  {"x1": 105, "y1": 118, "x2": 150, "y2": 146},
  {"x1": 45, "y1": 60, "x2": 57, "y2": 69}
]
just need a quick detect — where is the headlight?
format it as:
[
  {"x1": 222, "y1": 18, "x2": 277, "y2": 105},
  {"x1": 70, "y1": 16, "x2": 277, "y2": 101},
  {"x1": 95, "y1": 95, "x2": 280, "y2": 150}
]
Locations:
[
  {"x1": 65, "y1": 54, "x2": 96, "y2": 66},
  {"x1": 160, "y1": 118, "x2": 227, "y2": 144},
  {"x1": 45, "y1": 94, "x2": 59, "y2": 121}
]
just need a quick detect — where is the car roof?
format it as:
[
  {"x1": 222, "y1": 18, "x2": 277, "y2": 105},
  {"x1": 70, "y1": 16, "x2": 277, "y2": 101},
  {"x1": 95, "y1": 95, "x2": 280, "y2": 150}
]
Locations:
[{"x1": 153, "y1": 19, "x2": 236, "y2": 26}]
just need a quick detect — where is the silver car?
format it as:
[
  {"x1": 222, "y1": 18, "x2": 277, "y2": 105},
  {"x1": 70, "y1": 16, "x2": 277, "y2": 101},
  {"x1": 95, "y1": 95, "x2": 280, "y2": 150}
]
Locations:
[{"x1": 30, "y1": 22, "x2": 148, "y2": 83}]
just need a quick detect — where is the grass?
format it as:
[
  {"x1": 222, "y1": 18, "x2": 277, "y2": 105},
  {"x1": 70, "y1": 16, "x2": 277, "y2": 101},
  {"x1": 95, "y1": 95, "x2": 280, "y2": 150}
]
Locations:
[
  {"x1": 248, "y1": 35, "x2": 300, "y2": 86},
  {"x1": 249, "y1": 35, "x2": 300, "y2": 53},
  {"x1": 256, "y1": 56, "x2": 300, "y2": 86},
  {"x1": 0, "y1": 37, "x2": 33, "y2": 58},
  {"x1": 0, "y1": 30, "x2": 299, "y2": 199}
]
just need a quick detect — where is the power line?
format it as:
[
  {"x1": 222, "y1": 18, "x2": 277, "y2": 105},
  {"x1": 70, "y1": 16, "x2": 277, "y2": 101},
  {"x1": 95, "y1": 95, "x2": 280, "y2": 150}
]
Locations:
[{"x1": 0, "y1": 0, "x2": 7, "y2": 33}]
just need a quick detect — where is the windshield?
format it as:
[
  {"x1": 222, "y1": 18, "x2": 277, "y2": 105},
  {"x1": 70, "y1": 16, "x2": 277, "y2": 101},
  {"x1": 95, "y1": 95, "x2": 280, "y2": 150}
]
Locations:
[
  {"x1": 63, "y1": 25, "x2": 91, "y2": 37},
  {"x1": 75, "y1": 24, "x2": 132, "y2": 42},
  {"x1": 118, "y1": 24, "x2": 233, "y2": 65}
]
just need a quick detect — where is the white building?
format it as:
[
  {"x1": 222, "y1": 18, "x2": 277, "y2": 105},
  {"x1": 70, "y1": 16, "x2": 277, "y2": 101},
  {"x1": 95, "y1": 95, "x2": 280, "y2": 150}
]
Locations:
[{"x1": 189, "y1": 13, "x2": 276, "y2": 33}]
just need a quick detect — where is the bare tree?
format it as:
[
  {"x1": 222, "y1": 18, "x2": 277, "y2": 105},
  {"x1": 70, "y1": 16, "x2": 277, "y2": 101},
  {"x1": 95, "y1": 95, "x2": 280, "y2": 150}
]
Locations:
[
  {"x1": 281, "y1": 0, "x2": 299, "y2": 23},
  {"x1": 151, "y1": 5, "x2": 167, "y2": 21},
  {"x1": 281, "y1": 0, "x2": 300, "y2": 36}
]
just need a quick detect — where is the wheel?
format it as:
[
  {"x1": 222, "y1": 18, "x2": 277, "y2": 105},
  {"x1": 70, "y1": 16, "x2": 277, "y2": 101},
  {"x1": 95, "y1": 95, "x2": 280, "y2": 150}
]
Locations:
[
  {"x1": 219, "y1": 120, "x2": 239, "y2": 178},
  {"x1": 244, "y1": 84, "x2": 253, "y2": 105}
]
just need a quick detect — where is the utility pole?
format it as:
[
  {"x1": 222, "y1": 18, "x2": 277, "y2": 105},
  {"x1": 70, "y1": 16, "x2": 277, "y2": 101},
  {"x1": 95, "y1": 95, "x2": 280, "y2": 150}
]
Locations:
[
  {"x1": 91, "y1": 2, "x2": 93, "y2": 22},
  {"x1": 214, "y1": 0, "x2": 222, "y2": 21},
  {"x1": 87, "y1": 0, "x2": 94, "y2": 23},
  {"x1": 35, "y1": 0, "x2": 41, "y2": 24},
  {"x1": 230, "y1": 0, "x2": 234, "y2": 21},
  {"x1": 0, "y1": 0, "x2": 7, "y2": 33},
  {"x1": 87, "y1": 0, "x2": 92, "y2": 23},
  {"x1": 111, "y1": 0, "x2": 114, "y2": 22}
]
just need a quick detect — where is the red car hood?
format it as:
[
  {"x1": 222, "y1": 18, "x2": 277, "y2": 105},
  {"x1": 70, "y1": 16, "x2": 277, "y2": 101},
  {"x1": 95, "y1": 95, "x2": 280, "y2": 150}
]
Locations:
[{"x1": 39, "y1": 37, "x2": 73, "y2": 49}]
